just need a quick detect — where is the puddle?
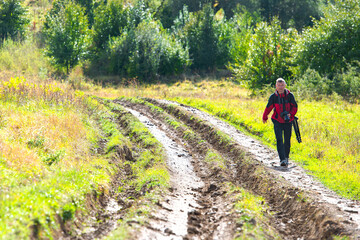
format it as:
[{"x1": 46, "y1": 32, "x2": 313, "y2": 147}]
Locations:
[{"x1": 126, "y1": 108, "x2": 204, "y2": 239}]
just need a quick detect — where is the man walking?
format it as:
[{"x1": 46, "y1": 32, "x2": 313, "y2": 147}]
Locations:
[{"x1": 262, "y1": 78, "x2": 298, "y2": 166}]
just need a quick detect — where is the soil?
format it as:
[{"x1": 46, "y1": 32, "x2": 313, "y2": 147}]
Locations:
[{"x1": 57, "y1": 97, "x2": 360, "y2": 240}]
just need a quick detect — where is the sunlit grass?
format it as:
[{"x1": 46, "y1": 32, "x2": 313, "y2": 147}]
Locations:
[
  {"x1": 90, "y1": 78, "x2": 360, "y2": 200},
  {"x1": 0, "y1": 74, "x2": 112, "y2": 239}
]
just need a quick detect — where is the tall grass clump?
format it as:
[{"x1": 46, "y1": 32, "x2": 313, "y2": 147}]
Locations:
[
  {"x1": 0, "y1": 38, "x2": 52, "y2": 77},
  {"x1": 0, "y1": 74, "x2": 114, "y2": 239}
]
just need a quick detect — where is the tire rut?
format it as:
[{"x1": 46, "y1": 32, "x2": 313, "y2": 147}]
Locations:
[{"x1": 124, "y1": 107, "x2": 236, "y2": 240}]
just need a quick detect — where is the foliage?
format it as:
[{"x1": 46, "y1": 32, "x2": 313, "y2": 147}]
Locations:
[
  {"x1": 92, "y1": 0, "x2": 150, "y2": 51},
  {"x1": 156, "y1": 0, "x2": 321, "y2": 31},
  {"x1": 156, "y1": 0, "x2": 207, "y2": 28},
  {"x1": 0, "y1": 0, "x2": 29, "y2": 42},
  {"x1": 106, "y1": 19, "x2": 190, "y2": 81},
  {"x1": 227, "y1": 8, "x2": 260, "y2": 68},
  {"x1": 222, "y1": 0, "x2": 321, "y2": 30},
  {"x1": 292, "y1": 64, "x2": 360, "y2": 100},
  {"x1": 291, "y1": 0, "x2": 360, "y2": 77},
  {"x1": 74, "y1": 0, "x2": 102, "y2": 27},
  {"x1": 233, "y1": 18, "x2": 297, "y2": 90},
  {"x1": 43, "y1": 0, "x2": 91, "y2": 73},
  {"x1": 0, "y1": 37, "x2": 52, "y2": 76},
  {"x1": 175, "y1": 4, "x2": 236, "y2": 71}
]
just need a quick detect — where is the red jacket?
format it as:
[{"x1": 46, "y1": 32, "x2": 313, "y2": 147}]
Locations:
[{"x1": 263, "y1": 89, "x2": 298, "y2": 123}]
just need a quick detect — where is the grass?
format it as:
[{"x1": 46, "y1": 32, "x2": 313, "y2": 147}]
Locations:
[
  {"x1": 0, "y1": 75, "x2": 113, "y2": 239},
  {"x1": 0, "y1": 38, "x2": 52, "y2": 78},
  {"x1": 92, "y1": 99, "x2": 170, "y2": 239},
  {"x1": 91, "y1": 78, "x2": 360, "y2": 200},
  {"x1": 101, "y1": 100, "x2": 170, "y2": 192},
  {"x1": 227, "y1": 183, "x2": 280, "y2": 240}
]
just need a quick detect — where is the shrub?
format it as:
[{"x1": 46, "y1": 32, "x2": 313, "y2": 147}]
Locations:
[
  {"x1": 107, "y1": 20, "x2": 190, "y2": 81},
  {"x1": 292, "y1": 63, "x2": 360, "y2": 100},
  {"x1": 43, "y1": 0, "x2": 91, "y2": 73},
  {"x1": 233, "y1": 18, "x2": 297, "y2": 90},
  {"x1": 0, "y1": 0, "x2": 29, "y2": 42},
  {"x1": 227, "y1": 8, "x2": 260, "y2": 68},
  {"x1": 175, "y1": 4, "x2": 236, "y2": 71},
  {"x1": 291, "y1": 0, "x2": 360, "y2": 77}
]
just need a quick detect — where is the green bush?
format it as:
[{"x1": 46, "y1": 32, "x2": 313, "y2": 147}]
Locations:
[
  {"x1": 292, "y1": 64, "x2": 360, "y2": 100},
  {"x1": 233, "y1": 18, "x2": 297, "y2": 90},
  {"x1": 291, "y1": 0, "x2": 360, "y2": 77},
  {"x1": 43, "y1": 0, "x2": 91, "y2": 73},
  {"x1": 0, "y1": 0, "x2": 29, "y2": 42},
  {"x1": 74, "y1": 0, "x2": 102, "y2": 28},
  {"x1": 107, "y1": 20, "x2": 190, "y2": 81},
  {"x1": 227, "y1": 8, "x2": 260, "y2": 67},
  {"x1": 292, "y1": 68, "x2": 332, "y2": 99}
]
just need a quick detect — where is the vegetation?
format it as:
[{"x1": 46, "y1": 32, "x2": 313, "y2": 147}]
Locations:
[
  {"x1": 231, "y1": 18, "x2": 297, "y2": 90},
  {"x1": 0, "y1": 74, "x2": 110, "y2": 238},
  {"x1": 1, "y1": 0, "x2": 358, "y2": 98},
  {"x1": 43, "y1": 0, "x2": 91, "y2": 74},
  {"x1": 0, "y1": 0, "x2": 29, "y2": 42}
]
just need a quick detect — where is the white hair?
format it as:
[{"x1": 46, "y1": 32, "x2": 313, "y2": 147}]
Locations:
[{"x1": 276, "y1": 78, "x2": 286, "y2": 85}]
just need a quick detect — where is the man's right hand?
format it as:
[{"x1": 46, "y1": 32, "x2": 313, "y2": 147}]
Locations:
[{"x1": 263, "y1": 118, "x2": 267, "y2": 123}]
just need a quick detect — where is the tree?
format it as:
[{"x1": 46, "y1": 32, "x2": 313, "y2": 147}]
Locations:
[
  {"x1": 179, "y1": 3, "x2": 235, "y2": 71},
  {"x1": 0, "y1": 0, "x2": 29, "y2": 42},
  {"x1": 43, "y1": 1, "x2": 91, "y2": 73}
]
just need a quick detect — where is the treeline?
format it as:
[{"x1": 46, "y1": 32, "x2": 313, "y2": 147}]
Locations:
[{"x1": 1, "y1": 0, "x2": 360, "y2": 99}]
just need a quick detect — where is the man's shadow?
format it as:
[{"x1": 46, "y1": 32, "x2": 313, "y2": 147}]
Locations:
[{"x1": 271, "y1": 163, "x2": 297, "y2": 172}]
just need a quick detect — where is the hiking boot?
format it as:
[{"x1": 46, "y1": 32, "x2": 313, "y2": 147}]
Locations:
[{"x1": 280, "y1": 159, "x2": 287, "y2": 166}]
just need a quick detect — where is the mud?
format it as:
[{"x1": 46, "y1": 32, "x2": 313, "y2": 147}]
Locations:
[{"x1": 126, "y1": 108, "x2": 203, "y2": 239}]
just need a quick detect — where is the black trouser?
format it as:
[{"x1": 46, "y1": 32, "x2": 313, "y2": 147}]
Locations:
[{"x1": 272, "y1": 119, "x2": 292, "y2": 161}]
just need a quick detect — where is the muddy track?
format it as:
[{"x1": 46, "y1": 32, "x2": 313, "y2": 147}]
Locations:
[
  {"x1": 116, "y1": 98, "x2": 360, "y2": 240},
  {"x1": 124, "y1": 107, "x2": 238, "y2": 240}
]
